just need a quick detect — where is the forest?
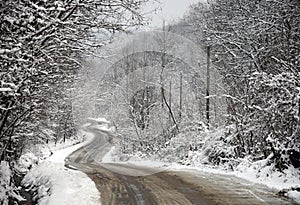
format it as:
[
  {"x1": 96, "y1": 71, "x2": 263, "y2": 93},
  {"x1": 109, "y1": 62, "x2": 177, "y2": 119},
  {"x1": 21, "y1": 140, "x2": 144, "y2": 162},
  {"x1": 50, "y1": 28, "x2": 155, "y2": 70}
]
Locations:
[
  {"x1": 182, "y1": 0, "x2": 300, "y2": 170},
  {"x1": 0, "y1": 0, "x2": 299, "y2": 203},
  {"x1": 90, "y1": 0, "x2": 300, "y2": 172},
  {"x1": 0, "y1": 0, "x2": 148, "y2": 203}
]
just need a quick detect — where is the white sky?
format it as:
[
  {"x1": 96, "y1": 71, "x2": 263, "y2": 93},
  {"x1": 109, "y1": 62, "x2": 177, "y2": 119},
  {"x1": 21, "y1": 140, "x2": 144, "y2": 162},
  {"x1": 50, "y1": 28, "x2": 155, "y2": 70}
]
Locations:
[{"x1": 143, "y1": 0, "x2": 203, "y2": 28}]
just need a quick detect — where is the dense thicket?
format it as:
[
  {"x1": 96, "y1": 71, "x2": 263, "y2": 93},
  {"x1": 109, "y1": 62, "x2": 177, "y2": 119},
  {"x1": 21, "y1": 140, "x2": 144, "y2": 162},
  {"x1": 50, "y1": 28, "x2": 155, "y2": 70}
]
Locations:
[
  {"x1": 0, "y1": 0, "x2": 147, "y2": 163},
  {"x1": 183, "y1": 0, "x2": 300, "y2": 169}
]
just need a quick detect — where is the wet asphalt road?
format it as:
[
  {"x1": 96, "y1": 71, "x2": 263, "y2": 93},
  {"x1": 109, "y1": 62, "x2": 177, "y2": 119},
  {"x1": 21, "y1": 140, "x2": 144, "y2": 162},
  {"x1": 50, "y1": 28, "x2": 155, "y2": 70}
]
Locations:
[{"x1": 65, "y1": 125, "x2": 296, "y2": 205}]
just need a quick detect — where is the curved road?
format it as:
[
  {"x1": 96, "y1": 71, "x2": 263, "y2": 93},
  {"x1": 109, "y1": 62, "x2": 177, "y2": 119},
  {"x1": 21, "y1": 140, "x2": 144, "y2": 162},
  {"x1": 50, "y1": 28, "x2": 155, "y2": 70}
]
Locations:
[{"x1": 65, "y1": 125, "x2": 296, "y2": 205}]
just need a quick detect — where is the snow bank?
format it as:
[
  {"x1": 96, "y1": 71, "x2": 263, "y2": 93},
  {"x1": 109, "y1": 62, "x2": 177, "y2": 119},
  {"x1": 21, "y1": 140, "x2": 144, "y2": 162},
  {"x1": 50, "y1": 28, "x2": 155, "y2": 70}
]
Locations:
[
  {"x1": 92, "y1": 124, "x2": 114, "y2": 133},
  {"x1": 17, "y1": 133, "x2": 85, "y2": 172},
  {"x1": 110, "y1": 125, "x2": 300, "y2": 203},
  {"x1": 234, "y1": 158, "x2": 300, "y2": 190},
  {"x1": 22, "y1": 162, "x2": 100, "y2": 205},
  {"x1": 172, "y1": 162, "x2": 300, "y2": 203},
  {"x1": 102, "y1": 146, "x2": 117, "y2": 163},
  {"x1": 102, "y1": 146, "x2": 169, "y2": 168},
  {"x1": 233, "y1": 159, "x2": 300, "y2": 203},
  {"x1": 87, "y1": 117, "x2": 110, "y2": 124},
  {"x1": 47, "y1": 130, "x2": 95, "y2": 164},
  {"x1": 19, "y1": 132, "x2": 85, "y2": 166},
  {"x1": 287, "y1": 190, "x2": 300, "y2": 204},
  {"x1": 86, "y1": 117, "x2": 116, "y2": 133},
  {"x1": 170, "y1": 127, "x2": 300, "y2": 204},
  {"x1": 21, "y1": 131, "x2": 100, "y2": 205}
]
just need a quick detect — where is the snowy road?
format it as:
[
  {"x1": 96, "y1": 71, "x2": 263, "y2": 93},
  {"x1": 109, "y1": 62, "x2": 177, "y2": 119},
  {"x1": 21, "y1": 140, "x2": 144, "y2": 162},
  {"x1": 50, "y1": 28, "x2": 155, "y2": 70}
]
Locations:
[{"x1": 65, "y1": 126, "x2": 296, "y2": 205}]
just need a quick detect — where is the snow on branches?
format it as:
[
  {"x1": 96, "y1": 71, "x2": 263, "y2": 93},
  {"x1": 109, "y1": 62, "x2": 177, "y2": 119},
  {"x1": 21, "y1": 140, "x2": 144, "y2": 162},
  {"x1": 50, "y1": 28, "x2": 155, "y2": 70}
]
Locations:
[
  {"x1": 183, "y1": 0, "x2": 300, "y2": 169},
  {"x1": 0, "y1": 0, "x2": 149, "y2": 164}
]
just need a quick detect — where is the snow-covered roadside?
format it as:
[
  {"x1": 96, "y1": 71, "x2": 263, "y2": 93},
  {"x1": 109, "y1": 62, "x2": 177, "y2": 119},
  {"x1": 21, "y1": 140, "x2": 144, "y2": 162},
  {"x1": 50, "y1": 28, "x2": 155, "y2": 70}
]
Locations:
[
  {"x1": 0, "y1": 161, "x2": 24, "y2": 204},
  {"x1": 102, "y1": 146, "x2": 172, "y2": 169},
  {"x1": 21, "y1": 130, "x2": 101, "y2": 205},
  {"x1": 169, "y1": 127, "x2": 300, "y2": 204},
  {"x1": 172, "y1": 162, "x2": 300, "y2": 203},
  {"x1": 103, "y1": 141, "x2": 300, "y2": 203}
]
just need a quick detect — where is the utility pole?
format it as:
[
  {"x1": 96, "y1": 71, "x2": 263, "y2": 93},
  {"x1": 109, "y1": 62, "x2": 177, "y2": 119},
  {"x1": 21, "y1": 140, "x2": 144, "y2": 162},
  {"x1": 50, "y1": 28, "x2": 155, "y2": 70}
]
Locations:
[
  {"x1": 206, "y1": 46, "x2": 211, "y2": 128},
  {"x1": 169, "y1": 80, "x2": 172, "y2": 124},
  {"x1": 179, "y1": 72, "x2": 183, "y2": 119},
  {"x1": 161, "y1": 20, "x2": 166, "y2": 108}
]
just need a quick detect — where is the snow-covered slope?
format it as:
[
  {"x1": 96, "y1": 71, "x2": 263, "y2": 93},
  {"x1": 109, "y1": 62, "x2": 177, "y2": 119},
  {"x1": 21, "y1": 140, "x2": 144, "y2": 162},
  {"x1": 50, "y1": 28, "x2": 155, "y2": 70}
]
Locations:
[{"x1": 21, "y1": 131, "x2": 100, "y2": 205}]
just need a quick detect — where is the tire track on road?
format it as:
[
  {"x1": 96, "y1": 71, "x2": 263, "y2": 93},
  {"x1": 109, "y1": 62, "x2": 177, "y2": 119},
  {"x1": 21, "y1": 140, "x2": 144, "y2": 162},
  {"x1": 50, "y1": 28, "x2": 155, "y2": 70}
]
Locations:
[{"x1": 65, "y1": 126, "x2": 297, "y2": 205}]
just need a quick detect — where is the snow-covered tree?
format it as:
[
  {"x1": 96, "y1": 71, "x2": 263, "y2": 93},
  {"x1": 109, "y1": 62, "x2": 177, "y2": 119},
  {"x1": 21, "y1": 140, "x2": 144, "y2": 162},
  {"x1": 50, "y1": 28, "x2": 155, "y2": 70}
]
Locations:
[
  {"x1": 0, "y1": 0, "x2": 149, "y2": 160},
  {"x1": 0, "y1": 1, "x2": 149, "y2": 202},
  {"x1": 183, "y1": 0, "x2": 300, "y2": 169}
]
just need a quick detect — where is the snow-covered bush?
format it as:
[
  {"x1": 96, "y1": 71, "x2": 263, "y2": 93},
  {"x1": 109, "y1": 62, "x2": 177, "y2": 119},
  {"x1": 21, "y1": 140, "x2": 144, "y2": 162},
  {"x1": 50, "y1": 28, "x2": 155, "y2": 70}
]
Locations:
[
  {"x1": 0, "y1": 161, "x2": 12, "y2": 204},
  {"x1": 245, "y1": 72, "x2": 300, "y2": 169},
  {"x1": 17, "y1": 153, "x2": 39, "y2": 173},
  {"x1": 0, "y1": 161, "x2": 23, "y2": 205}
]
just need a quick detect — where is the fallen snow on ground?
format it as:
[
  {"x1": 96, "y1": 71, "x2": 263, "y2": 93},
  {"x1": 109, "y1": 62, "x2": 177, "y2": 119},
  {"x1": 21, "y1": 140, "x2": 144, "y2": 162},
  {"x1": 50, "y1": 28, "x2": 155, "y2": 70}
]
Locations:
[
  {"x1": 172, "y1": 162, "x2": 300, "y2": 189},
  {"x1": 47, "y1": 130, "x2": 94, "y2": 164},
  {"x1": 21, "y1": 130, "x2": 101, "y2": 205},
  {"x1": 234, "y1": 159, "x2": 300, "y2": 203},
  {"x1": 172, "y1": 152, "x2": 300, "y2": 203},
  {"x1": 92, "y1": 123, "x2": 115, "y2": 133},
  {"x1": 287, "y1": 190, "x2": 300, "y2": 203},
  {"x1": 102, "y1": 146, "x2": 117, "y2": 163},
  {"x1": 87, "y1": 117, "x2": 110, "y2": 124},
  {"x1": 22, "y1": 162, "x2": 100, "y2": 205},
  {"x1": 18, "y1": 133, "x2": 85, "y2": 172},
  {"x1": 102, "y1": 146, "x2": 171, "y2": 168},
  {"x1": 105, "y1": 127, "x2": 300, "y2": 204},
  {"x1": 17, "y1": 133, "x2": 85, "y2": 172},
  {"x1": 172, "y1": 164, "x2": 300, "y2": 204},
  {"x1": 86, "y1": 117, "x2": 116, "y2": 133},
  {"x1": 234, "y1": 157, "x2": 300, "y2": 190}
]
